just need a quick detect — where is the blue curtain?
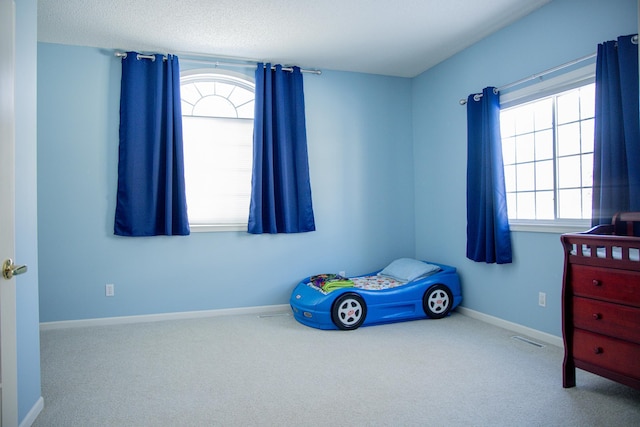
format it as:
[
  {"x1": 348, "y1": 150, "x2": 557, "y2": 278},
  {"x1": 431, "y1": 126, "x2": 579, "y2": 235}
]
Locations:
[
  {"x1": 466, "y1": 87, "x2": 512, "y2": 264},
  {"x1": 592, "y1": 34, "x2": 640, "y2": 227},
  {"x1": 114, "y1": 52, "x2": 190, "y2": 236},
  {"x1": 248, "y1": 63, "x2": 315, "y2": 234}
]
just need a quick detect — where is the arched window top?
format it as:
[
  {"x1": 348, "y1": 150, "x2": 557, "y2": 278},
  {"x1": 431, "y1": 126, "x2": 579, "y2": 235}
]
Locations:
[{"x1": 180, "y1": 70, "x2": 255, "y2": 119}]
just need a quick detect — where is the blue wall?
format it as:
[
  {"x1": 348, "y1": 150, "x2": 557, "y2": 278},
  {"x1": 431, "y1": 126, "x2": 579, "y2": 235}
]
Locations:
[
  {"x1": 412, "y1": 0, "x2": 638, "y2": 336},
  {"x1": 37, "y1": 0, "x2": 638, "y2": 340},
  {"x1": 16, "y1": 0, "x2": 42, "y2": 422},
  {"x1": 37, "y1": 45, "x2": 415, "y2": 322}
]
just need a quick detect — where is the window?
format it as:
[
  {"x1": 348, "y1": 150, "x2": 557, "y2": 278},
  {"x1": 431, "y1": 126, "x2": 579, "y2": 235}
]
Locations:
[
  {"x1": 180, "y1": 71, "x2": 254, "y2": 231},
  {"x1": 499, "y1": 66, "x2": 595, "y2": 232}
]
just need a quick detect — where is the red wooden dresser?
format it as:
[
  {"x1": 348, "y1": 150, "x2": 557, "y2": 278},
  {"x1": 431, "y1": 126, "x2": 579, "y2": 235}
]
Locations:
[{"x1": 561, "y1": 212, "x2": 640, "y2": 390}]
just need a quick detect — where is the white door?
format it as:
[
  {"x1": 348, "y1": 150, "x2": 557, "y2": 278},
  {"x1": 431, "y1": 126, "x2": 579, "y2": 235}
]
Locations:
[{"x1": 0, "y1": 0, "x2": 20, "y2": 425}]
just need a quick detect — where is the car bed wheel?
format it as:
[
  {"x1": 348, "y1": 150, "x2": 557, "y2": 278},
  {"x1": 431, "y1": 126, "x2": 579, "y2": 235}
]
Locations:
[
  {"x1": 423, "y1": 284, "x2": 453, "y2": 319},
  {"x1": 331, "y1": 293, "x2": 367, "y2": 330}
]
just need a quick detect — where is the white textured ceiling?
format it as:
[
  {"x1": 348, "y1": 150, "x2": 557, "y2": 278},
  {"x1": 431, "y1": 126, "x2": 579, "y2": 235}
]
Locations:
[{"x1": 37, "y1": 0, "x2": 551, "y2": 78}]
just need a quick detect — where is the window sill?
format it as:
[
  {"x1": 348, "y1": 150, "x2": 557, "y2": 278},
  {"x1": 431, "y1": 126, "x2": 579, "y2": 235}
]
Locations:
[
  {"x1": 509, "y1": 220, "x2": 592, "y2": 234},
  {"x1": 190, "y1": 224, "x2": 248, "y2": 233}
]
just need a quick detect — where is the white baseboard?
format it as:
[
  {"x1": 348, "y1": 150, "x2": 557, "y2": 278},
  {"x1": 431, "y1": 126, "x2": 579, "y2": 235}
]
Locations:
[
  {"x1": 20, "y1": 396, "x2": 43, "y2": 427},
  {"x1": 456, "y1": 306, "x2": 563, "y2": 348},
  {"x1": 40, "y1": 304, "x2": 291, "y2": 331},
  {"x1": 39, "y1": 304, "x2": 563, "y2": 349}
]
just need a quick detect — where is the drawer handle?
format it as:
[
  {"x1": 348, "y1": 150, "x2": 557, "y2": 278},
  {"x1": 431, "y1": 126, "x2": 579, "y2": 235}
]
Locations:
[
  {"x1": 592, "y1": 279, "x2": 601, "y2": 286},
  {"x1": 592, "y1": 313, "x2": 601, "y2": 320},
  {"x1": 593, "y1": 347, "x2": 603, "y2": 354}
]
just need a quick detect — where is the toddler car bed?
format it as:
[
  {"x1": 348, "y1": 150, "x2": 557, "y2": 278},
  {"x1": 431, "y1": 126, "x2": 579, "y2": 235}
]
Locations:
[
  {"x1": 290, "y1": 258, "x2": 462, "y2": 330},
  {"x1": 561, "y1": 212, "x2": 640, "y2": 390}
]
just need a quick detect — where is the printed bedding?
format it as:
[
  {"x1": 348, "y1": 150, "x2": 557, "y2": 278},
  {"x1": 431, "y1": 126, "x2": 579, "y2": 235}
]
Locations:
[
  {"x1": 307, "y1": 274, "x2": 407, "y2": 293},
  {"x1": 351, "y1": 275, "x2": 407, "y2": 290}
]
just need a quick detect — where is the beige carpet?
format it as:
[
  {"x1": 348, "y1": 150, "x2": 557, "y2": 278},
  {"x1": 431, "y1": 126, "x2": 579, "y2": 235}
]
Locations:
[{"x1": 33, "y1": 311, "x2": 640, "y2": 426}]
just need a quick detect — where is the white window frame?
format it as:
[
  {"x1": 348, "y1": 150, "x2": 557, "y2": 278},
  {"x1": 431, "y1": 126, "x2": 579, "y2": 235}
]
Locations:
[
  {"x1": 500, "y1": 63, "x2": 596, "y2": 234},
  {"x1": 180, "y1": 69, "x2": 255, "y2": 233}
]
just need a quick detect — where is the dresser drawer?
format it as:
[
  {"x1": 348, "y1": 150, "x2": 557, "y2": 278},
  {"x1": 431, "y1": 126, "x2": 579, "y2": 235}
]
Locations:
[
  {"x1": 573, "y1": 329, "x2": 640, "y2": 380},
  {"x1": 570, "y1": 265, "x2": 640, "y2": 307},
  {"x1": 573, "y1": 297, "x2": 640, "y2": 344}
]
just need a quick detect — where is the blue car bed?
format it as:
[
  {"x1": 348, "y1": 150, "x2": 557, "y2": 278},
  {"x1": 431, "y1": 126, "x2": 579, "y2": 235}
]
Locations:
[{"x1": 290, "y1": 258, "x2": 462, "y2": 330}]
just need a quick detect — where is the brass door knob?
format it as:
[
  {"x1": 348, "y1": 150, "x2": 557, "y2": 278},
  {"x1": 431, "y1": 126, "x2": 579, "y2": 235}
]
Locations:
[{"x1": 2, "y1": 259, "x2": 27, "y2": 280}]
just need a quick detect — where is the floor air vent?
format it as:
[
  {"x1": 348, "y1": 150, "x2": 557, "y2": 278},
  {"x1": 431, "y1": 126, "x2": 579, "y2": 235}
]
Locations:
[
  {"x1": 258, "y1": 312, "x2": 291, "y2": 318},
  {"x1": 511, "y1": 335, "x2": 545, "y2": 348}
]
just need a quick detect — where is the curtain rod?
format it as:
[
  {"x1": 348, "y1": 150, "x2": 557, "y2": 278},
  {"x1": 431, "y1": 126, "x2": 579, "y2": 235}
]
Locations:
[
  {"x1": 458, "y1": 52, "x2": 596, "y2": 105},
  {"x1": 460, "y1": 35, "x2": 639, "y2": 105},
  {"x1": 114, "y1": 52, "x2": 322, "y2": 75}
]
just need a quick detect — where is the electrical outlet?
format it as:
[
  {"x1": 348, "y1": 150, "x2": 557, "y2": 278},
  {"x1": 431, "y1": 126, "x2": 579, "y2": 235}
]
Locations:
[
  {"x1": 105, "y1": 283, "x2": 115, "y2": 297},
  {"x1": 538, "y1": 292, "x2": 546, "y2": 307}
]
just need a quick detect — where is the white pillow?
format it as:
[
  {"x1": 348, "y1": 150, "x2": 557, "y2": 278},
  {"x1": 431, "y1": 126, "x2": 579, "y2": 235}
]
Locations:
[{"x1": 377, "y1": 258, "x2": 440, "y2": 282}]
